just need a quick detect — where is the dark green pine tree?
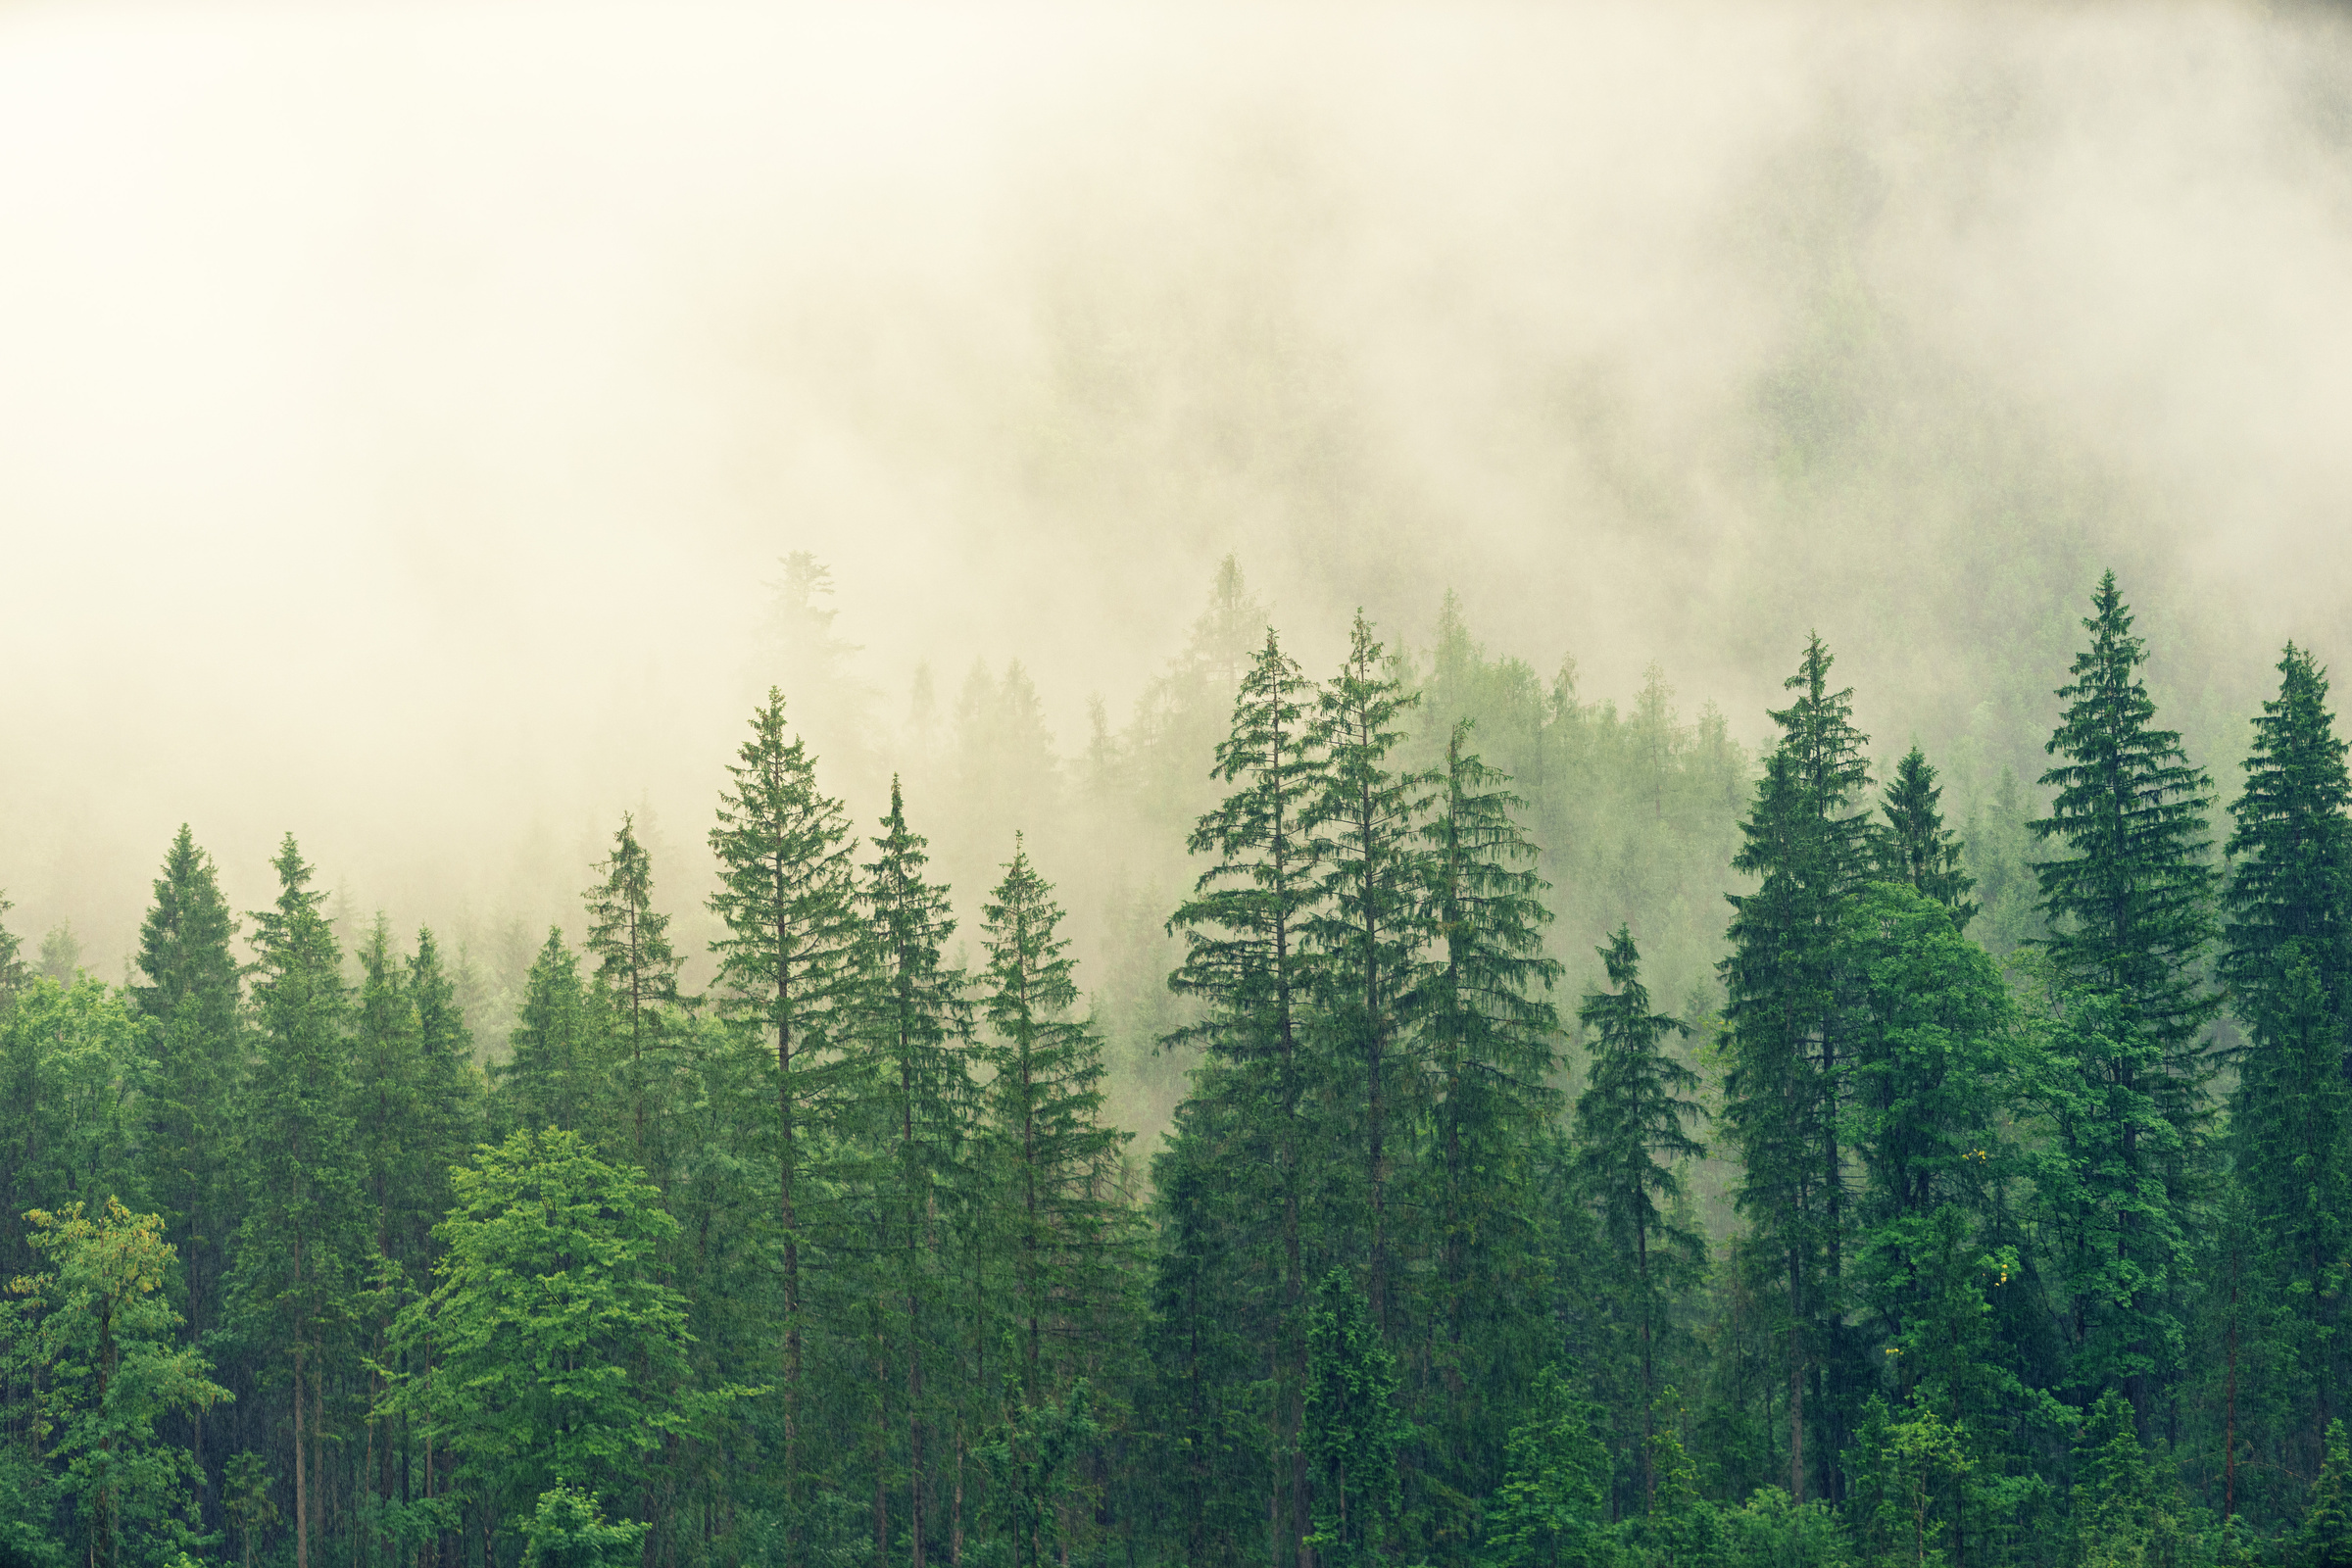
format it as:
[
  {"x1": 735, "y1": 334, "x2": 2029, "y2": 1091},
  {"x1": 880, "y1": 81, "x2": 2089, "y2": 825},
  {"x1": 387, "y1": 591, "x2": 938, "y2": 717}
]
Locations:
[
  {"x1": 129, "y1": 824, "x2": 243, "y2": 1479},
  {"x1": 1411, "y1": 721, "x2": 1562, "y2": 1543},
  {"x1": 856, "y1": 776, "x2": 974, "y2": 1568},
  {"x1": 1305, "y1": 612, "x2": 1434, "y2": 1332},
  {"x1": 980, "y1": 839, "x2": 1128, "y2": 1394},
  {"x1": 707, "y1": 687, "x2": 862, "y2": 1527},
  {"x1": 1574, "y1": 926, "x2": 1704, "y2": 1516},
  {"x1": 228, "y1": 835, "x2": 361, "y2": 1568},
  {"x1": 2223, "y1": 643, "x2": 2352, "y2": 1456},
  {"x1": 1878, "y1": 747, "x2": 1977, "y2": 929},
  {"x1": 405, "y1": 927, "x2": 483, "y2": 1261},
  {"x1": 584, "y1": 813, "x2": 686, "y2": 1167},
  {"x1": 2031, "y1": 571, "x2": 2218, "y2": 1426},
  {"x1": 1718, "y1": 635, "x2": 1875, "y2": 1504},
  {"x1": 1164, "y1": 628, "x2": 1326, "y2": 1567},
  {"x1": 500, "y1": 928, "x2": 601, "y2": 1138}
]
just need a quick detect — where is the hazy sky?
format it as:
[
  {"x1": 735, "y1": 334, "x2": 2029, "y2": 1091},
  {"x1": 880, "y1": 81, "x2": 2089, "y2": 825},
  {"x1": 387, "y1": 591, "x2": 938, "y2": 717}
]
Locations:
[{"x1": 5, "y1": 0, "x2": 2350, "y2": 971}]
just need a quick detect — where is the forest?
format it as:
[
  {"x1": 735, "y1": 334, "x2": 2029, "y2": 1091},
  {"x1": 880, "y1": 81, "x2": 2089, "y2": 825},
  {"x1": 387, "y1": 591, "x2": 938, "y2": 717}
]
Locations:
[{"x1": 0, "y1": 553, "x2": 2346, "y2": 1568}]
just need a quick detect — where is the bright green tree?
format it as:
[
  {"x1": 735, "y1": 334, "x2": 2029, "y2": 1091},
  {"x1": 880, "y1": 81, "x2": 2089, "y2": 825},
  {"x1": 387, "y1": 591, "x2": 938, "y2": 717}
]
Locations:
[
  {"x1": 5, "y1": 1200, "x2": 228, "y2": 1568},
  {"x1": 499, "y1": 929, "x2": 603, "y2": 1138},
  {"x1": 1478, "y1": 1366, "x2": 1609, "y2": 1568},
  {"x1": 378, "y1": 1130, "x2": 740, "y2": 1547},
  {"x1": 2304, "y1": 1419, "x2": 2352, "y2": 1568}
]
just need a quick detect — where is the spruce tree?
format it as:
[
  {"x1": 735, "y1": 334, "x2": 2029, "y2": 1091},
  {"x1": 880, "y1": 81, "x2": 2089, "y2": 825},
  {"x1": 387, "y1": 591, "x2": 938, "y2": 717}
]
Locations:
[
  {"x1": 707, "y1": 688, "x2": 861, "y2": 1528},
  {"x1": 855, "y1": 777, "x2": 973, "y2": 1568},
  {"x1": 2223, "y1": 644, "x2": 2352, "y2": 1450},
  {"x1": 499, "y1": 929, "x2": 601, "y2": 1138},
  {"x1": 1413, "y1": 721, "x2": 1562, "y2": 1532},
  {"x1": 129, "y1": 824, "x2": 242, "y2": 1484},
  {"x1": 2032, "y1": 571, "x2": 2217, "y2": 1427},
  {"x1": 1574, "y1": 926, "x2": 1704, "y2": 1515},
  {"x1": 0, "y1": 892, "x2": 25, "y2": 1004},
  {"x1": 980, "y1": 840, "x2": 1127, "y2": 1392},
  {"x1": 1718, "y1": 635, "x2": 1875, "y2": 1503},
  {"x1": 1164, "y1": 628, "x2": 1326, "y2": 1565},
  {"x1": 1302, "y1": 1269, "x2": 1406, "y2": 1568},
  {"x1": 1878, "y1": 747, "x2": 1977, "y2": 929},
  {"x1": 584, "y1": 814, "x2": 685, "y2": 1167},
  {"x1": 1305, "y1": 612, "x2": 1433, "y2": 1331},
  {"x1": 229, "y1": 835, "x2": 360, "y2": 1568}
]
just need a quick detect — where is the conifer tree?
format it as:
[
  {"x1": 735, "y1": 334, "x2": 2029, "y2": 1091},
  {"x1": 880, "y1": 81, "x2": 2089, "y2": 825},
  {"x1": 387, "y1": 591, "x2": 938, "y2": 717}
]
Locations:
[
  {"x1": 499, "y1": 929, "x2": 600, "y2": 1138},
  {"x1": 2306, "y1": 1420, "x2": 2352, "y2": 1568},
  {"x1": 1305, "y1": 612, "x2": 1433, "y2": 1330},
  {"x1": 2032, "y1": 572, "x2": 2217, "y2": 1427},
  {"x1": 584, "y1": 814, "x2": 685, "y2": 1167},
  {"x1": 1575, "y1": 926, "x2": 1704, "y2": 1515},
  {"x1": 980, "y1": 840, "x2": 1127, "y2": 1392},
  {"x1": 707, "y1": 689, "x2": 861, "y2": 1528},
  {"x1": 229, "y1": 835, "x2": 360, "y2": 1568},
  {"x1": 1718, "y1": 636, "x2": 1874, "y2": 1503},
  {"x1": 0, "y1": 893, "x2": 25, "y2": 1004},
  {"x1": 856, "y1": 778, "x2": 973, "y2": 1568},
  {"x1": 2223, "y1": 645, "x2": 2352, "y2": 1449},
  {"x1": 1413, "y1": 722, "x2": 1562, "y2": 1526},
  {"x1": 129, "y1": 825, "x2": 242, "y2": 1478},
  {"x1": 1165, "y1": 629, "x2": 1326, "y2": 1565},
  {"x1": 1878, "y1": 747, "x2": 1977, "y2": 929}
]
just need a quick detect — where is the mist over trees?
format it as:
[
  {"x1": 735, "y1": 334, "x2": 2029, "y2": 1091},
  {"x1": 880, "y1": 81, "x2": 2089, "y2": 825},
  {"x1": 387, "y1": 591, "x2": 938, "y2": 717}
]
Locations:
[{"x1": 3, "y1": 554, "x2": 2349, "y2": 1568}]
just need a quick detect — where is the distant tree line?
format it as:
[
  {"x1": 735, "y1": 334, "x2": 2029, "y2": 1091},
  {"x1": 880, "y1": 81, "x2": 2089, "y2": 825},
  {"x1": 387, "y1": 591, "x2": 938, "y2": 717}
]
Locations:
[{"x1": 0, "y1": 564, "x2": 2346, "y2": 1568}]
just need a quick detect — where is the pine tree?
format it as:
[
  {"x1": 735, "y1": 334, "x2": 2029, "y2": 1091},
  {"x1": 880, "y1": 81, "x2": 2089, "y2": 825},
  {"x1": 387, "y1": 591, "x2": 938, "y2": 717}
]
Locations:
[
  {"x1": 1305, "y1": 612, "x2": 1433, "y2": 1331},
  {"x1": 129, "y1": 824, "x2": 242, "y2": 1486},
  {"x1": 584, "y1": 814, "x2": 685, "y2": 1167},
  {"x1": 1165, "y1": 629, "x2": 1325, "y2": 1565},
  {"x1": 2305, "y1": 1420, "x2": 2352, "y2": 1568},
  {"x1": 1718, "y1": 635, "x2": 1875, "y2": 1504},
  {"x1": 499, "y1": 929, "x2": 601, "y2": 1138},
  {"x1": 1878, "y1": 747, "x2": 1977, "y2": 929},
  {"x1": 2223, "y1": 644, "x2": 2352, "y2": 1452},
  {"x1": 229, "y1": 835, "x2": 360, "y2": 1568},
  {"x1": 707, "y1": 688, "x2": 861, "y2": 1528},
  {"x1": 2032, "y1": 571, "x2": 2218, "y2": 1428},
  {"x1": 980, "y1": 840, "x2": 1128, "y2": 1393},
  {"x1": 1575, "y1": 926, "x2": 1704, "y2": 1515},
  {"x1": 0, "y1": 892, "x2": 26, "y2": 1005},
  {"x1": 855, "y1": 777, "x2": 973, "y2": 1568},
  {"x1": 1412, "y1": 722, "x2": 1562, "y2": 1536}
]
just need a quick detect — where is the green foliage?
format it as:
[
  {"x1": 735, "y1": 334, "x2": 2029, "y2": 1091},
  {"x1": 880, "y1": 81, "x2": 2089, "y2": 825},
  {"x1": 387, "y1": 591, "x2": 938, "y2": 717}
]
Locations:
[
  {"x1": 978, "y1": 1376, "x2": 1098, "y2": 1568},
  {"x1": 5, "y1": 1200, "x2": 227, "y2": 1568},
  {"x1": 379, "y1": 1129, "x2": 745, "y2": 1538},
  {"x1": 1479, "y1": 1366, "x2": 1609, "y2": 1568},
  {"x1": 1878, "y1": 748, "x2": 1976, "y2": 930},
  {"x1": 583, "y1": 813, "x2": 685, "y2": 1166},
  {"x1": 1303, "y1": 1269, "x2": 1408, "y2": 1568},
  {"x1": 499, "y1": 928, "x2": 601, "y2": 1138},
  {"x1": 515, "y1": 1484, "x2": 650, "y2": 1568}
]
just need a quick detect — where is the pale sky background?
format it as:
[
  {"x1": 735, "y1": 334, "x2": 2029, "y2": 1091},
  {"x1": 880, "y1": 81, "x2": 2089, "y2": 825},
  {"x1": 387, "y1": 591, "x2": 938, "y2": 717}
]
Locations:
[{"x1": 4, "y1": 0, "x2": 2350, "y2": 973}]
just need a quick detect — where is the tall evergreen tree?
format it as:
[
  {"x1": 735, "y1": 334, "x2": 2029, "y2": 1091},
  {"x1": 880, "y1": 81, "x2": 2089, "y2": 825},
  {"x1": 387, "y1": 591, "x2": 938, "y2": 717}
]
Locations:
[
  {"x1": 855, "y1": 778, "x2": 973, "y2": 1568},
  {"x1": 1165, "y1": 629, "x2": 1326, "y2": 1567},
  {"x1": 2031, "y1": 571, "x2": 2218, "y2": 1427},
  {"x1": 1574, "y1": 926, "x2": 1704, "y2": 1515},
  {"x1": 1302, "y1": 1270, "x2": 1406, "y2": 1568},
  {"x1": 707, "y1": 688, "x2": 861, "y2": 1530},
  {"x1": 1718, "y1": 635, "x2": 1875, "y2": 1503},
  {"x1": 584, "y1": 815, "x2": 685, "y2": 1168},
  {"x1": 129, "y1": 825, "x2": 242, "y2": 1488},
  {"x1": 980, "y1": 840, "x2": 1127, "y2": 1394},
  {"x1": 0, "y1": 892, "x2": 26, "y2": 1004},
  {"x1": 1305, "y1": 612, "x2": 1433, "y2": 1332},
  {"x1": 2222, "y1": 643, "x2": 2352, "y2": 1457},
  {"x1": 229, "y1": 835, "x2": 359, "y2": 1568},
  {"x1": 1411, "y1": 721, "x2": 1562, "y2": 1544}
]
